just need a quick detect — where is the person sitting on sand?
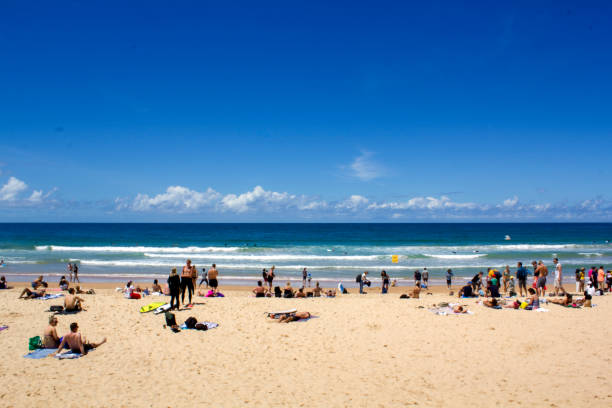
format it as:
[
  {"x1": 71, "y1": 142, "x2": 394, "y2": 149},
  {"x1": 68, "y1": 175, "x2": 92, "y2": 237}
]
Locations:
[
  {"x1": 75, "y1": 286, "x2": 95, "y2": 295},
  {"x1": 152, "y1": 279, "x2": 163, "y2": 293},
  {"x1": 471, "y1": 272, "x2": 483, "y2": 292},
  {"x1": 55, "y1": 322, "x2": 106, "y2": 355},
  {"x1": 42, "y1": 316, "x2": 61, "y2": 348},
  {"x1": 18, "y1": 287, "x2": 46, "y2": 299},
  {"x1": 411, "y1": 283, "x2": 421, "y2": 299},
  {"x1": 325, "y1": 288, "x2": 336, "y2": 297},
  {"x1": 283, "y1": 282, "x2": 295, "y2": 298},
  {"x1": 32, "y1": 276, "x2": 47, "y2": 289},
  {"x1": 295, "y1": 287, "x2": 306, "y2": 298},
  {"x1": 312, "y1": 281, "x2": 323, "y2": 297},
  {"x1": 0, "y1": 276, "x2": 8, "y2": 289},
  {"x1": 59, "y1": 276, "x2": 69, "y2": 290},
  {"x1": 526, "y1": 288, "x2": 539, "y2": 310},
  {"x1": 458, "y1": 284, "x2": 475, "y2": 298},
  {"x1": 486, "y1": 279, "x2": 501, "y2": 298},
  {"x1": 253, "y1": 280, "x2": 266, "y2": 297},
  {"x1": 64, "y1": 288, "x2": 86, "y2": 311}
]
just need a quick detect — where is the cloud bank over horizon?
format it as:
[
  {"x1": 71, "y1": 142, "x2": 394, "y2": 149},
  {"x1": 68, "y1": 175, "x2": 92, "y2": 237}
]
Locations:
[{"x1": 1, "y1": 175, "x2": 611, "y2": 221}]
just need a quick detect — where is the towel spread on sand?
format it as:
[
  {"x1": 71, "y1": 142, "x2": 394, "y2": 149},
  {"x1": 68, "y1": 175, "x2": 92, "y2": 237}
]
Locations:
[
  {"x1": 24, "y1": 348, "x2": 57, "y2": 359},
  {"x1": 179, "y1": 322, "x2": 219, "y2": 330},
  {"x1": 429, "y1": 306, "x2": 474, "y2": 315},
  {"x1": 40, "y1": 294, "x2": 64, "y2": 300},
  {"x1": 0, "y1": 325, "x2": 8, "y2": 331},
  {"x1": 55, "y1": 349, "x2": 95, "y2": 359}
]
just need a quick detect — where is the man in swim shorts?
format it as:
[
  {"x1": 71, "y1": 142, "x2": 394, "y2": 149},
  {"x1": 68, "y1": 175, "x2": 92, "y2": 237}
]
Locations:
[
  {"x1": 535, "y1": 260, "x2": 548, "y2": 297},
  {"x1": 64, "y1": 288, "x2": 86, "y2": 311},
  {"x1": 18, "y1": 287, "x2": 46, "y2": 299},
  {"x1": 208, "y1": 263, "x2": 219, "y2": 293},
  {"x1": 552, "y1": 257, "x2": 564, "y2": 296},
  {"x1": 56, "y1": 322, "x2": 106, "y2": 355}
]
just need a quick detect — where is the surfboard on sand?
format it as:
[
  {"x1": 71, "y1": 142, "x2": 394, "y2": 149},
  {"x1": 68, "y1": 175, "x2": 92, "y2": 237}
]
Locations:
[
  {"x1": 267, "y1": 308, "x2": 297, "y2": 318},
  {"x1": 338, "y1": 282, "x2": 345, "y2": 294},
  {"x1": 153, "y1": 303, "x2": 172, "y2": 314},
  {"x1": 140, "y1": 302, "x2": 167, "y2": 313}
]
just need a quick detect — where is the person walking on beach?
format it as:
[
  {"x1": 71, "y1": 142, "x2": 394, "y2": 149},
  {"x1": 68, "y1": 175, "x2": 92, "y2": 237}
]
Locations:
[
  {"x1": 422, "y1": 268, "x2": 429, "y2": 288},
  {"x1": 381, "y1": 270, "x2": 390, "y2": 293},
  {"x1": 208, "y1": 263, "x2": 219, "y2": 294},
  {"x1": 168, "y1": 268, "x2": 180, "y2": 310},
  {"x1": 191, "y1": 264, "x2": 198, "y2": 292},
  {"x1": 199, "y1": 268, "x2": 208, "y2": 288},
  {"x1": 552, "y1": 258, "x2": 563, "y2": 296},
  {"x1": 597, "y1": 265, "x2": 605, "y2": 291},
  {"x1": 445, "y1": 269, "x2": 453, "y2": 290},
  {"x1": 358, "y1": 271, "x2": 370, "y2": 294},
  {"x1": 414, "y1": 270, "x2": 422, "y2": 287},
  {"x1": 535, "y1": 260, "x2": 548, "y2": 297},
  {"x1": 181, "y1": 259, "x2": 194, "y2": 305},
  {"x1": 531, "y1": 260, "x2": 539, "y2": 289},
  {"x1": 302, "y1": 268, "x2": 308, "y2": 287},
  {"x1": 267, "y1": 265, "x2": 275, "y2": 291},
  {"x1": 73, "y1": 263, "x2": 80, "y2": 283},
  {"x1": 67, "y1": 263, "x2": 73, "y2": 283},
  {"x1": 516, "y1": 262, "x2": 528, "y2": 297}
]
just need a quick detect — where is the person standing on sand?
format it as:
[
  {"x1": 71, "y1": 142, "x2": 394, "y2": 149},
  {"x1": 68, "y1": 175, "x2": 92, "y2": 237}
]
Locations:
[
  {"x1": 502, "y1": 265, "x2": 511, "y2": 294},
  {"x1": 267, "y1": 265, "x2": 275, "y2": 291},
  {"x1": 414, "y1": 270, "x2": 421, "y2": 287},
  {"x1": 516, "y1": 262, "x2": 528, "y2": 297},
  {"x1": 535, "y1": 260, "x2": 548, "y2": 297},
  {"x1": 168, "y1": 268, "x2": 180, "y2": 310},
  {"x1": 531, "y1": 260, "x2": 539, "y2": 289},
  {"x1": 381, "y1": 270, "x2": 390, "y2": 293},
  {"x1": 181, "y1": 260, "x2": 194, "y2": 305},
  {"x1": 302, "y1": 268, "x2": 308, "y2": 287},
  {"x1": 552, "y1": 258, "x2": 563, "y2": 296},
  {"x1": 422, "y1": 268, "x2": 429, "y2": 287},
  {"x1": 67, "y1": 263, "x2": 73, "y2": 283},
  {"x1": 208, "y1": 263, "x2": 219, "y2": 294},
  {"x1": 445, "y1": 269, "x2": 453, "y2": 290},
  {"x1": 73, "y1": 263, "x2": 80, "y2": 283},
  {"x1": 199, "y1": 268, "x2": 208, "y2": 288}
]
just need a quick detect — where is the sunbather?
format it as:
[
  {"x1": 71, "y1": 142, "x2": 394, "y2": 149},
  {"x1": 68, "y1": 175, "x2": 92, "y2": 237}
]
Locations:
[
  {"x1": 253, "y1": 280, "x2": 266, "y2": 297},
  {"x1": 548, "y1": 293, "x2": 573, "y2": 306},
  {"x1": 283, "y1": 282, "x2": 295, "y2": 298},
  {"x1": 453, "y1": 305, "x2": 468, "y2": 314},
  {"x1": 42, "y1": 316, "x2": 60, "y2": 348},
  {"x1": 18, "y1": 287, "x2": 46, "y2": 299},
  {"x1": 55, "y1": 322, "x2": 106, "y2": 355},
  {"x1": 269, "y1": 311, "x2": 312, "y2": 323},
  {"x1": 411, "y1": 283, "x2": 421, "y2": 299},
  {"x1": 64, "y1": 288, "x2": 86, "y2": 311},
  {"x1": 482, "y1": 297, "x2": 500, "y2": 308}
]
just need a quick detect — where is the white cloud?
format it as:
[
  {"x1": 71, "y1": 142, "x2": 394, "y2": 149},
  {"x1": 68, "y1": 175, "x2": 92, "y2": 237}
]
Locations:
[
  {"x1": 336, "y1": 195, "x2": 369, "y2": 210},
  {"x1": 28, "y1": 190, "x2": 43, "y2": 203},
  {"x1": 220, "y1": 185, "x2": 295, "y2": 213},
  {"x1": 349, "y1": 151, "x2": 384, "y2": 181},
  {"x1": 133, "y1": 185, "x2": 221, "y2": 212},
  {"x1": 368, "y1": 195, "x2": 477, "y2": 211},
  {"x1": 0, "y1": 177, "x2": 27, "y2": 201},
  {"x1": 503, "y1": 196, "x2": 519, "y2": 207}
]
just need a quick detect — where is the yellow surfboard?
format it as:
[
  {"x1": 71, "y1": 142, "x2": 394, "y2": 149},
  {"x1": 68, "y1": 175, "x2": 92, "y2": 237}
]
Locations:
[{"x1": 140, "y1": 301, "x2": 167, "y2": 313}]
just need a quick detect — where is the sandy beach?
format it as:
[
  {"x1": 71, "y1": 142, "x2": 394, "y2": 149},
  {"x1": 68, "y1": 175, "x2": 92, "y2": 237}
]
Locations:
[{"x1": 1, "y1": 280, "x2": 611, "y2": 408}]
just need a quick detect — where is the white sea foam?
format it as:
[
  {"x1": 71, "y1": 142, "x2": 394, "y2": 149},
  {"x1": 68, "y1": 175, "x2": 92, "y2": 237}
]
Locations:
[
  {"x1": 143, "y1": 253, "x2": 382, "y2": 261},
  {"x1": 578, "y1": 252, "x2": 604, "y2": 257},
  {"x1": 424, "y1": 254, "x2": 487, "y2": 260},
  {"x1": 35, "y1": 245, "x2": 242, "y2": 253}
]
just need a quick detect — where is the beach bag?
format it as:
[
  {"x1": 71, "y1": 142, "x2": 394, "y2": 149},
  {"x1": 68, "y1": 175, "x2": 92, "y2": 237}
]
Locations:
[
  {"x1": 28, "y1": 336, "x2": 42, "y2": 350},
  {"x1": 165, "y1": 312, "x2": 177, "y2": 327},
  {"x1": 50, "y1": 305, "x2": 64, "y2": 312},
  {"x1": 185, "y1": 316, "x2": 197, "y2": 329},
  {"x1": 519, "y1": 302, "x2": 528, "y2": 310},
  {"x1": 355, "y1": 274, "x2": 362, "y2": 283}
]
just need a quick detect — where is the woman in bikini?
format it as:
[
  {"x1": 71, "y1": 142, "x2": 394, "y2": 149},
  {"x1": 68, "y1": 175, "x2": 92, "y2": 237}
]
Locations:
[{"x1": 42, "y1": 316, "x2": 61, "y2": 348}]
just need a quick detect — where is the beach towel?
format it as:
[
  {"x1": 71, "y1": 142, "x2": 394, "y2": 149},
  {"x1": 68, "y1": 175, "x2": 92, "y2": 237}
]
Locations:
[
  {"x1": 429, "y1": 306, "x2": 474, "y2": 315},
  {"x1": 179, "y1": 321, "x2": 219, "y2": 330},
  {"x1": 40, "y1": 294, "x2": 64, "y2": 300},
  {"x1": 535, "y1": 308, "x2": 549, "y2": 312},
  {"x1": 0, "y1": 325, "x2": 8, "y2": 331},
  {"x1": 24, "y1": 348, "x2": 57, "y2": 359}
]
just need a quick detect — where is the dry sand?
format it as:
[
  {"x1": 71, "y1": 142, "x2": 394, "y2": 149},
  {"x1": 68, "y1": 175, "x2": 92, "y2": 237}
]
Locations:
[{"x1": 1, "y1": 281, "x2": 611, "y2": 408}]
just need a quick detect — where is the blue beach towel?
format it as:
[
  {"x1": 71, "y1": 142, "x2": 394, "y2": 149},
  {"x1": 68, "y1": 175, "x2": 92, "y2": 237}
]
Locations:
[
  {"x1": 40, "y1": 294, "x2": 64, "y2": 300},
  {"x1": 24, "y1": 348, "x2": 57, "y2": 359},
  {"x1": 55, "y1": 349, "x2": 95, "y2": 359},
  {"x1": 179, "y1": 322, "x2": 219, "y2": 330}
]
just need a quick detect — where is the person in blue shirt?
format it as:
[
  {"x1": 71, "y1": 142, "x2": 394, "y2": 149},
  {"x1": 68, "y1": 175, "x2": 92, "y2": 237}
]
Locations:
[
  {"x1": 516, "y1": 262, "x2": 529, "y2": 297},
  {"x1": 445, "y1": 269, "x2": 454, "y2": 290}
]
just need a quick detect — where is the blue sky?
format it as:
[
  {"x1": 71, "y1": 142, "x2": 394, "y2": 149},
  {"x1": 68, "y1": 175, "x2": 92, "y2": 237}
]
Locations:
[{"x1": 1, "y1": 1, "x2": 611, "y2": 221}]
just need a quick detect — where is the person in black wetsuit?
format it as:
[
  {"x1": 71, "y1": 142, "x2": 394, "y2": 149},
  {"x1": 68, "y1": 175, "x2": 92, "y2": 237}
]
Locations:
[{"x1": 168, "y1": 268, "x2": 181, "y2": 310}]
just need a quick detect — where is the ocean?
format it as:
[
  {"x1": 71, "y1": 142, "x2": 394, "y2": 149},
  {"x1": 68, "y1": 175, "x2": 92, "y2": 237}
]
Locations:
[{"x1": 1, "y1": 223, "x2": 611, "y2": 285}]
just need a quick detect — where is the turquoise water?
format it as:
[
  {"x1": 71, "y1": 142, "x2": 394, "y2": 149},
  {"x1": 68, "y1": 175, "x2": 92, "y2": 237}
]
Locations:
[{"x1": 0, "y1": 223, "x2": 610, "y2": 284}]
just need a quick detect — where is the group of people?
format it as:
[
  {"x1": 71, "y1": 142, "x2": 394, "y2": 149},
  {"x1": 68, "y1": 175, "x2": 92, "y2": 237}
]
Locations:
[
  {"x1": 42, "y1": 316, "x2": 106, "y2": 355},
  {"x1": 253, "y1": 280, "x2": 336, "y2": 298},
  {"x1": 167, "y1": 260, "x2": 219, "y2": 310},
  {"x1": 66, "y1": 263, "x2": 80, "y2": 283}
]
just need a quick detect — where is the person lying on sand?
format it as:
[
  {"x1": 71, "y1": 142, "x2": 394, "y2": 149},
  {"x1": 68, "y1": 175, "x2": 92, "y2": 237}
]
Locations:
[
  {"x1": 42, "y1": 316, "x2": 61, "y2": 348},
  {"x1": 453, "y1": 306, "x2": 468, "y2": 314},
  {"x1": 64, "y1": 288, "x2": 86, "y2": 311},
  {"x1": 482, "y1": 297, "x2": 500, "y2": 308},
  {"x1": 75, "y1": 286, "x2": 95, "y2": 295},
  {"x1": 55, "y1": 322, "x2": 106, "y2": 355},
  {"x1": 18, "y1": 287, "x2": 46, "y2": 299},
  {"x1": 548, "y1": 293, "x2": 574, "y2": 306},
  {"x1": 268, "y1": 311, "x2": 312, "y2": 323}
]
